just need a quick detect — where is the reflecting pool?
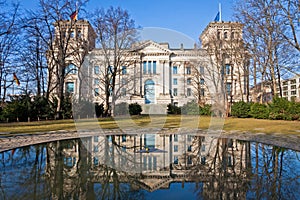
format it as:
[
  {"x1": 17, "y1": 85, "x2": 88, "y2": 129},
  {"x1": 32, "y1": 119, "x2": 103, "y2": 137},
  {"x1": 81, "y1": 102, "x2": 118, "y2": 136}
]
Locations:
[{"x1": 0, "y1": 134, "x2": 299, "y2": 199}]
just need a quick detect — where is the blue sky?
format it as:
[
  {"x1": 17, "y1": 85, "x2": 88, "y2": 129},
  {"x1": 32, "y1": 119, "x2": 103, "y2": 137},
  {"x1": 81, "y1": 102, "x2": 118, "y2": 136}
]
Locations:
[{"x1": 21, "y1": 0, "x2": 235, "y2": 48}]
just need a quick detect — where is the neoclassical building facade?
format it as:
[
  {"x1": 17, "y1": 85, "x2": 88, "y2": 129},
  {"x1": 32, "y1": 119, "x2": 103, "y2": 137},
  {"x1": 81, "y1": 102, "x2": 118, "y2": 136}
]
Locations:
[{"x1": 48, "y1": 19, "x2": 249, "y2": 112}]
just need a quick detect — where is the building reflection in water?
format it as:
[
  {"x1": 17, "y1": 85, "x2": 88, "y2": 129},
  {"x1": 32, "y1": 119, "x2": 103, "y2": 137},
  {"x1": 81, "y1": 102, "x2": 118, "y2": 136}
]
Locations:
[
  {"x1": 45, "y1": 133, "x2": 252, "y2": 199},
  {"x1": 1, "y1": 133, "x2": 299, "y2": 199}
]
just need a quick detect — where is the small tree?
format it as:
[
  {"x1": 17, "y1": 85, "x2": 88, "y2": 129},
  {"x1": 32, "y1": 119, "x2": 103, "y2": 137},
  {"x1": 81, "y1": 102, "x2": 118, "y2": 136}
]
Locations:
[
  {"x1": 129, "y1": 103, "x2": 142, "y2": 115},
  {"x1": 181, "y1": 101, "x2": 199, "y2": 115},
  {"x1": 199, "y1": 104, "x2": 212, "y2": 116},
  {"x1": 167, "y1": 103, "x2": 181, "y2": 114}
]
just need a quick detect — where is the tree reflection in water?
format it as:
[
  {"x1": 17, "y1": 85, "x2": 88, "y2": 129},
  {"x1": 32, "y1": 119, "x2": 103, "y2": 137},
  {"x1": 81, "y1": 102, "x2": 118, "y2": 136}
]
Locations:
[{"x1": 0, "y1": 133, "x2": 299, "y2": 199}]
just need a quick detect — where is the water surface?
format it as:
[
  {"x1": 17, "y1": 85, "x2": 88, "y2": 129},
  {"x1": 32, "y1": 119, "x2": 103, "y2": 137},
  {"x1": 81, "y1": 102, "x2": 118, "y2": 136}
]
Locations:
[{"x1": 0, "y1": 134, "x2": 299, "y2": 199}]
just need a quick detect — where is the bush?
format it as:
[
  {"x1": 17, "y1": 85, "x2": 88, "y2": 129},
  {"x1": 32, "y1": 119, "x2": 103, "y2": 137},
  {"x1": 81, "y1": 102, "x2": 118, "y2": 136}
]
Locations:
[
  {"x1": 129, "y1": 103, "x2": 142, "y2": 115},
  {"x1": 199, "y1": 104, "x2": 212, "y2": 116},
  {"x1": 288, "y1": 101, "x2": 300, "y2": 120},
  {"x1": 181, "y1": 101, "x2": 200, "y2": 115},
  {"x1": 250, "y1": 103, "x2": 269, "y2": 119},
  {"x1": 231, "y1": 101, "x2": 251, "y2": 118},
  {"x1": 167, "y1": 103, "x2": 181, "y2": 114},
  {"x1": 268, "y1": 97, "x2": 291, "y2": 120},
  {"x1": 95, "y1": 103, "x2": 104, "y2": 117}
]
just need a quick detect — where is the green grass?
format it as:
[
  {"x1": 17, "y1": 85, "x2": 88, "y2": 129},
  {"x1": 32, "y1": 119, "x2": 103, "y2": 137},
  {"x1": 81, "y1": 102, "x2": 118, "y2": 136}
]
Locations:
[{"x1": 0, "y1": 115, "x2": 299, "y2": 135}]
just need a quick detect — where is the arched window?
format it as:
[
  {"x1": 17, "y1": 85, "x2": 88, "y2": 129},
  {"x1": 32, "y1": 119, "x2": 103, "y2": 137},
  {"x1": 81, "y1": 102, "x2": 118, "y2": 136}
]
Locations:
[
  {"x1": 65, "y1": 64, "x2": 77, "y2": 74},
  {"x1": 224, "y1": 32, "x2": 228, "y2": 39},
  {"x1": 217, "y1": 31, "x2": 221, "y2": 40},
  {"x1": 144, "y1": 79, "x2": 155, "y2": 104},
  {"x1": 231, "y1": 32, "x2": 235, "y2": 39}
]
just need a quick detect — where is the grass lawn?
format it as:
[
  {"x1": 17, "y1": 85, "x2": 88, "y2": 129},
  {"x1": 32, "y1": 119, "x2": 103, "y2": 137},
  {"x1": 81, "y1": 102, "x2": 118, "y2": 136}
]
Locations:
[{"x1": 0, "y1": 115, "x2": 299, "y2": 135}]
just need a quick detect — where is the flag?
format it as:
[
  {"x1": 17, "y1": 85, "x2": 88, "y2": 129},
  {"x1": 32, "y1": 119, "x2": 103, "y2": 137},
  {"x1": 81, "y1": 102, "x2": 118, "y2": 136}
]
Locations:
[
  {"x1": 70, "y1": 11, "x2": 78, "y2": 21},
  {"x1": 214, "y1": 12, "x2": 220, "y2": 22},
  {"x1": 13, "y1": 73, "x2": 20, "y2": 86}
]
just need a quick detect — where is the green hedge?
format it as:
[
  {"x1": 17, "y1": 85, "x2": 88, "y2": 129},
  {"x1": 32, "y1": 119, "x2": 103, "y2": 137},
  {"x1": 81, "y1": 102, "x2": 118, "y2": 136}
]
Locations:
[
  {"x1": 250, "y1": 103, "x2": 269, "y2": 119},
  {"x1": 268, "y1": 97, "x2": 300, "y2": 120},
  {"x1": 231, "y1": 101, "x2": 252, "y2": 118},
  {"x1": 170, "y1": 101, "x2": 211, "y2": 115}
]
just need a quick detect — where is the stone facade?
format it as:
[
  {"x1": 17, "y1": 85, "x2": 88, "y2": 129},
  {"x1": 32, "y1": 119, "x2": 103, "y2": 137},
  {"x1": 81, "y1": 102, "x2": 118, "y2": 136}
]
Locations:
[{"x1": 48, "y1": 20, "x2": 249, "y2": 112}]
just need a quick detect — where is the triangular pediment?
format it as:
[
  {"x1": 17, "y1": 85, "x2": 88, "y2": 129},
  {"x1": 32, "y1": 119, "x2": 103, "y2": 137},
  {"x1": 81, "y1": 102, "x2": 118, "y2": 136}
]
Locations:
[{"x1": 131, "y1": 40, "x2": 172, "y2": 54}]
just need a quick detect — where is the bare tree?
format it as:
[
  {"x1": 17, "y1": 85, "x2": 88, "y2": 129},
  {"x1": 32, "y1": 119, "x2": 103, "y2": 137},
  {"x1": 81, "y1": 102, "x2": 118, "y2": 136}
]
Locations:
[
  {"x1": 234, "y1": 0, "x2": 299, "y2": 102},
  {"x1": 277, "y1": 0, "x2": 300, "y2": 52},
  {"x1": 91, "y1": 7, "x2": 137, "y2": 117},
  {"x1": 24, "y1": 0, "x2": 90, "y2": 118},
  {"x1": 19, "y1": 20, "x2": 47, "y2": 97},
  {"x1": 0, "y1": 1, "x2": 20, "y2": 102}
]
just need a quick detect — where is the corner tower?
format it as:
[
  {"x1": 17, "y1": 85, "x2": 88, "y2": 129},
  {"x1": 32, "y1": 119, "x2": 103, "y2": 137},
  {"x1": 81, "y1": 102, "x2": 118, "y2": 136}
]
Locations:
[
  {"x1": 200, "y1": 21, "x2": 249, "y2": 105},
  {"x1": 47, "y1": 19, "x2": 96, "y2": 107}
]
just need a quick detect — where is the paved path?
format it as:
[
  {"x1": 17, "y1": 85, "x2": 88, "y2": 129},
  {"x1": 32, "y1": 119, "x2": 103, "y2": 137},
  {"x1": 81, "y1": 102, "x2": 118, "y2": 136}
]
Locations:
[{"x1": 0, "y1": 129, "x2": 300, "y2": 152}]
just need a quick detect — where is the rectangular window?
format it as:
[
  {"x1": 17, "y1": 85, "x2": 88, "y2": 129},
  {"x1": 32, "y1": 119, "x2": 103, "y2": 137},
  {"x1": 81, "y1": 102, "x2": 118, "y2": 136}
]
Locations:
[
  {"x1": 200, "y1": 88, "x2": 205, "y2": 96},
  {"x1": 173, "y1": 66, "x2": 178, "y2": 74},
  {"x1": 122, "y1": 135, "x2": 126, "y2": 142},
  {"x1": 94, "y1": 136, "x2": 98, "y2": 142},
  {"x1": 94, "y1": 78, "x2": 99, "y2": 85},
  {"x1": 187, "y1": 88, "x2": 192, "y2": 96},
  {"x1": 187, "y1": 78, "x2": 192, "y2": 85},
  {"x1": 153, "y1": 61, "x2": 156, "y2": 74},
  {"x1": 121, "y1": 78, "x2": 127, "y2": 85},
  {"x1": 226, "y1": 82, "x2": 232, "y2": 95},
  {"x1": 174, "y1": 156, "x2": 178, "y2": 164},
  {"x1": 187, "y1": 156, "x2": 192, "y2": 164},
  {"x1": 108, "y1": 66, "x2": 113, "y2": 74},
  {"x1": 148, "y1": 61, "x2": 152, "y2": 74},
  {"x1": 173, "y1": 78, "x2": 178, "y2": 85},
  {"x1": 291, "y1": 85, "x2": 296, "y2": 89},
  {"x1": 225, "y1": 64, "x2": 231, "y2": 75},
  {"x1": 174, "y1": 134, "x2": 178, "y2": 142},
  {"x1": 153, "y1": 157, "x2": 157, "y2": 170},
  {"x1": 174, "y1": 145, "x2": 178, "y2": 152},
  {"x1": 173, "y1": 88, "x2": 178, "y2": 96},
  {"x1": 94, "y1": 66, "x2": 100, "y2": 74},
  {"x1": 201, "y1": 145, "x2": 205, "y2": 152},
  {"x1": 94, "y1": 88, "x2": 99, "y2": 96},
  {"x1": 201, "y1": 157, "x2": 206, "y2": 165},
  {"x1": 148, "y1": 157, "x2": 152, "y2": 170},
  {"x1": 200, "y1": 78, "x2": 205, "y2": 85},
  {"x1": 143, "y1": 157, "x2": 147, "y2": 170},
  {"x1": 143, "y1": 61, "x2": 147, "y2": 74},
  {"x1": 93, "y1": 157, "x2": 99, "y2": 165},
  {"x1": 122, "y1": 66, "x2": 127, "y2": 75},
  {"x1": 66, "y1": 82, "x2": 74, "y2": 93},
  {"x1": 187, "y1": 135, "x2": 193, "y2": 142},
  {"x1": 186, "y1": 67, "x2": 191, "y2": 74},
  {"x1": 94, "y1": 145, "x2": 99, "y2": 152},
  {"x1": 187, "y1": 145, "x2": 192, "y2": 152},
  {"x1": 290, "y1": 79, "x2": 296, "y2": 84},
  {"x1": 291, "y1": 91, "x2": 296, "y2": 95},
  {"x1": 200, "y1": 66, "x2": 204, "y2": 74},
  {"x1": 121, "y1": 88, "x2": 126, "y2": 96}
]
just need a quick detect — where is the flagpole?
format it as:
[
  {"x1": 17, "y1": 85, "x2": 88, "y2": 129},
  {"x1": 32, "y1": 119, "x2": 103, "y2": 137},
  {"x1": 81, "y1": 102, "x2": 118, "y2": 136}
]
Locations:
[
  {"x1": 76, "y1": 1, "x2": 78, "y2": 19},
  {"x1": 219, "y1": 3, "x2": 222, "y2": 22}
]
